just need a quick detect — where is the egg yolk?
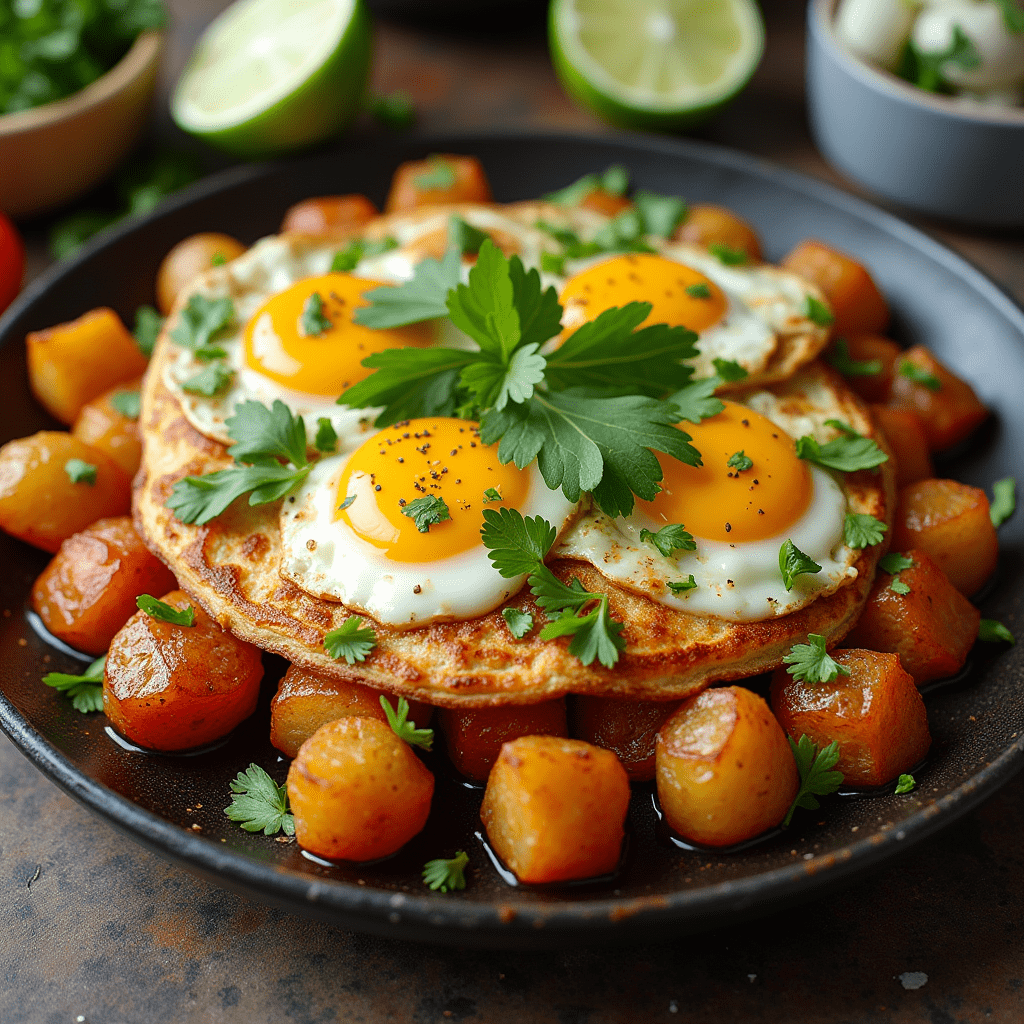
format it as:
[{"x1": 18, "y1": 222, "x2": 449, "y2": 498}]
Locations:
[
  {"x1": 639, "y1": 401, "x2": 812, "y2": 544},
  {"x1": 244, "y1": 273, "x2": 431, "y2": 396},
  {"x1": 336, "y1": 417, "x2": 531, "y2": 563},
  {"x1": 559, "y1": 254, "x2": 728, "y2": 336}
]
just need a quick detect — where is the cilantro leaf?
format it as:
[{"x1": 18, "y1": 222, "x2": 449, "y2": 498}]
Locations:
[
  {"x1": 369, "y1": 91, "x2": 415, "y2": 129},
  {"x1": 380, "y1": 695, "x2": 434, "y2": 750},
  {"x1": 823, "y1": 418, "x2": 860, "y2": 436},
  {"x1": 480, "y1": 507, "x2": 557, "y2": 577},
  {"x1": 844, "y1": 512, "x2": 887, "y2": 548},
  {"x1": 712, "y1": 358, "x2": 748, "y2": 382},
  {"x1": 668, "y1": 576, "x2": 697, "y2": 594},
  {"x1": 170, "y1": 293, "x2": 235, "y2": 350},
  {"x1": 42, "y1": 654, "x2": 105, "y2": 713},
  {"x1": 783, "y1": 634, "x2": 850, "y2": 684},
  {"x1": 898, "y1": 359, "x2": 941, "y2": 391},
  {"x1": 64, "y1": 458, "x2": 97, "y2": 485},
  {"x1": 423, "y1": 851, "x2": 469, "y2": 893},
  {"x1": 483, "y1": 487, "x2": 502, "y2": 502},
  {"x1": 709, "y1": 243, "x2": 749, "y2": 266},
  {"x1": 502, "y1": 607, "x2": 534, "y2": 639},
  {"x1": 795, "y1": 433, "x2": 888, "y2": 473},
  {"x1": 895, "y1": 773, "x2": 916, "y2": 795},
  {"x1": 110, "y1": 390, "x2": 141, "y2": 419},
  {"x1": 540, "y1": 600, "x2": 626, "y2": 668},
  {"x1": 783, "y1": 735, "x2": 844, "y2": 826},
  {"x1": 979, "y1": 619, "x2": 1015, "y2": 645},
  {"x1": 827, "y1": 338, "x2": 882, "y2": 377},
  {"x1": 640, "y1": 524, "x2": 695, "y2": 557},
  {"x1": 414, "y1": 157, "x2": 457, "y2": 190},
  {"x1": 354, "y1": 248, "x2": 462, "y2": 329},
  {"x1": 181, "y1": 362, "x2": 234, "y2": 397},
  {"x1": 331, "y1": 236, "x2": 398, "y2": 272},
  {"x1": 543, "y1": 165, "x2": 630, "y2": 205},
  {"x1": 225, "y1": 764, "x2": 294, "y2": 836},
  {"x1": 804, "y1": 295, "x2": 834, "y2": 327},
  {"x1": 727, "y1": 450, "x2": 753, "y2": 472},
  {"x1": 685, "y1": 283, "x2": 712, "y2": 299},
  {"x1": 880, "y1": 552, "x2": 914, "y2": 574},
  {"x1": 460, "y1": 342, "x2": 547, "y2": 412},
  {"x1": 993, "y1": 0, "x2": 1024, "y2": 33},
  {"x1": 223, "y1": 400, "x2": 307, "y2": 467},
  {"x1": 401, "y1": 495, "x2": 451, "y2": 533},
  {"x1": 991, "y1": 477, "x2": 1016, "y2": 527},
  {"x1": 314, "y1": 417, "x2": 338, "y2": 453},
  {"x1": 669, "y1": 376, "x2": 725, "y2": 424},
  {"x1": 301, "y1": 292, "x2": 332, "y2": 336},
  {"x1": 903, "y1": 26, "x2": 980, "y2": 92},
  {"x1": 137, "y1": 594, "x2": 196, "y2": 626},
  {"x1": 324, "y1": 616, "x2": 377, "y2": 663},
  {"x1": 446, "y1": 238, "x2": 520, "y2": 362},
  {"x1": 448, "y1": 215, "x2": 489, "y2": 256},
  {"x1": 541, "y1": 251, "x2": 566, "y2": 275},
  {"x1": 134, "y1": 305, "x2": 163, "y2": 357},
  {"x1": 779, "y1": 539, "x2": 822, "y2": 591},
  {"x1": 890, "y1": 578, "x2": 911, "y2": 595},
  {"x1": 591, "y1": 208, "x2": 655, "y2": 254},
  {"x1": 634, "y1": 190, "x2": 687, "y2": 238}
]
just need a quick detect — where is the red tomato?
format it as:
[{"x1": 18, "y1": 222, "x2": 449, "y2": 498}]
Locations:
[{"x1": 0, "y1": 212, "x2": 25, "y2": 315}]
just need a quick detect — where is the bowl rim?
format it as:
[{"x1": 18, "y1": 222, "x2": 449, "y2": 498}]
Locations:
[
  {"x1": 809, "y1": 0, "x2": 1024, "y2": 127},
  {"x1": 0, "y1": 30, "x2": 163, "y2": 138}
]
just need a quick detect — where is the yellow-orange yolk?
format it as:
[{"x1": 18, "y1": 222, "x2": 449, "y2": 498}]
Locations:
[
  {"x1": 639, "y1": 401, "x2": 812, "y2": 544},
  {"x1": 336, "y1": 418, "x2": 531, "y2": 563},
  {"x1": 244, "y1": 273, "x2": 431, "y2": 396},
  {"x1": 559, "y1": 254, "x2": 728, "y2": 336}
]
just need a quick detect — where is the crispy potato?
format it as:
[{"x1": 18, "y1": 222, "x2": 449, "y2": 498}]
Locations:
[
  {"x1": 71, "y1": 377, "x2": 143, "y2": 478},
  {"x1": 31, "y1": 516, "x2": 176, "y2": 656},
  {"x1": 832, "y1": 333, "x2": 901, "y2": 404},
  {"x1": 288, "y1": 717, "x2": 434, "y2": 861},
  {"x1": 870, "y1": 405, "x2": 933, "y2": 488},
  {"x1": 771, "y1": 650, "x2": 930, "y2": 787},
  {"x1": 656, "y1": 686, "x2": 798, "y2": 847},
  {"x1": 579, "y1": 189, "x2": 632, "y2": 217},
  {"x1": 385, "y1": 154, "x2": 492, "y2": 213},
  {"x1": 674, "y1": 203, "x2": 763, "y2": 262},
  {"x1": 569, "y1": 696, "x2": 681, "y2": 781},
  {"x1": 279, "y1": 194, "x2": 379, "y2": 236},
  {"x1": 891, "y1": 479, "x2": 997, "y2": 595},
  {"x1": 104, "y1": 590, "x2": 263, "y2": 751},
  {"x1": 0, "y1": 432, "x2": 131, "y2": 552},
  {"x1": 439, "y1": 700, "x2": 567, "y2": 782},
  {"x1": 888, "y1": 345, "x2": 988, "y2": 451},
  {"x1": 844, "y1": 549, "x2": 979, "y2": 685},
  {"x1": 781, "y1": 239, "x2": 889, "y2": 336},
  {"x1": 26, "y1": 308, "x2": 149, "y2": 425},
  {"x1": 480, "y1": 735, "x2": 629, "y2": 884},
  {"x1": 270, "y1": 664, "x2": 433, "y2": 759},
  {"x1": 156, "y1": 233, "x2": 247, "y2": 315}
]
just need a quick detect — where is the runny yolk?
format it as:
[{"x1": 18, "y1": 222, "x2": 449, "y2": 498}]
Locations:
[
  {"x1": 244, "y1": 273, "x2": 431, "y2": 397},
  {"x1": 559, "y1": 253, "x2": 728, "y2": 336},
  {"x1": 335, "y1": 417, "x2": 530, "y2": 563},
  {"x1": 639, "y1": 401, "x2": 812, "y2": 544}
]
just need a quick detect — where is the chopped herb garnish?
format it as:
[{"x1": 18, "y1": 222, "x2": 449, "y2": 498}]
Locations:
[
  {"x1": 314, "y1": 417, "x2": 338, "y2": 453},
  {"x1": 783, "y1": 735, "x2": 844, "y2": 826},
  {"x1": 898, "y1": 359, "x2": 941, "y2": 391},
  {"x1": 353, "y1": 248, "x2": 463, "y2": 329},
  {"x1": 844, "y1": 512, "x2": 887, "y2": 549},
  {"x1": 685, "y1": 283, "x2": 712, "y2": 299},
  {"x1": 449, "y1": 215, "x2": 489, "y2": 256},
  {"x1": 979, "y1": 619, "x2": 1015, "y2": 645},
  {"x1": 895, "y1": 773, "x2": 916, "y2": 794},
  {"x1": 330, "y1": 236, "x2": 399, "y2": 272},
  {"x1": 540, "y1": 251, "x2": 566, "y2": 276},
  {"x1": 898, "y1": 26, "x2": 980, "y2": 93},
  {"x1": 783, "y1": 633, "x2": 850, "y2": 684},
  {"x1": 210, "y1": 252, "x2": 227, "y2": 267},
  {"x1": 301, "y1": 292, "x2": 333, "y2": 336},
  {"x1": 640, "y1": 523, "x2": 696, "y2": 557},
  {"x1": 727, "y1": 450, "x2": 753, "y2": 472},
  {"x1": 64, "y1": 458, "x2": 97, "y2": 485},
  {"x1": 708, "y1": 243, "x2": 749, "y2": 266},
  {"x1": 779, "y1": 539, "x2": 822, "y2": 591},
  {"x1": 483, "y1": 487, "x2": 502, "y2": 503},
  {"x1": 181, "y1": 362, "x2": 234, "y2": 397},
  {"x1": 402, "y1": 495, "x2": 451, "y2": 533},
  {"x1": 502, "y1": 607, "x2": 534, "y2": 639},
  {"x1": 225, "y1": 764, "x2": 294, "y2": 836},
  {"x1": 169, "y1": 293, "x2": 234, "y2": 350},
  {"x1": 423, "y1": 851, "x2": 469, "y2": 892},
  {"x1": 369, "y1": 90, "x2": 415, "y2": 129},
  {"x1": 994, "y1": 0, "x2": 1024, "y2": 33},
  {"x1": 804, "y1": 295, "x2": 834, "y2": 327},
  {"x1": 137, "y1": 594, "x2": 196, "y2": 626},
  {"x1": 324, "y1": 616, "x2": 377, "y2": 664},
  {"x1": 133, "y1": 305, "x2": 164, "y2": 358},
  {"x1": 380, "y1": 695, "x2": 434, "y2": 750},
  {"x1": 827, "y1": 338, "x2": 883, "y2": 377},
  {"x1": 668, "y1": 576, "x2": 698, "y2": 594},
  {"x1": 795, "y1": 432, "x2": 888, "y2": 473},
  {"x1": 338, "y1": 494, "x2": 356, "y2": 511},
  {"x1": 990, "y1": 477, "x2": 1016, "y2": 528},
  {"x1": 543, "y1": 165, "x2": 630, "y2": 205},
  {"x1": 890, "y1": 578, "x2": 911, "y2": 595},
  {"x1": 109, "y1": 390, "x2": 141, "y2": 419},
  {"x1": 634, "y1": 190, "x2": 687, "y2": 238},
  {"x1": 669, "y1": 376, "x2": 725, "y2": 424},
  {"x1": 880, "y1": 552, "x2": 914, "y2": 574},
  {"x1": 414, "y1": 156, "x2": 457, "y2": 190},
  {"x1": 42, "y1": 654, "x2": 105, "y2": 713},
  {"x1": 712, "y1": 357, "x2": 748, "y2": 382}
]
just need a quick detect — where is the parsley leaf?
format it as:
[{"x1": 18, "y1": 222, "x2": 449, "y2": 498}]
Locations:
[
  {"x1": 827, "y1": 338, "x2": 882, "y2": 377},
  {"x1": 728, "y1": 450, "x2": 753, "y2": 472},
  {"x1": 225, "y1": 764, "x2": 294, "y2": 836},
  {"x1": 169, "y1": 293, "x2": 235, "y2": 350},
  {"x1": 844, "y1": 512, "x2": 887, "y2": 548},
  {"x1": 301, "y1": 292, "x2": 332, "y2": 336},
  {"x1": 669, "y1": 376, "x2": 725, "y2": 424},
  {"x1": 110, "y1": 390, "x2": 141, "y2": 419},
  {"x1": 480, "y1": 507, "x2": 555, "y2": 577},
  {"x1": 685, "y1": 283, "x2": 712, "y2": 299},
  {"x1": 402, "y1": 495, "x2": 451, "y2": 533},
  {"x1": 423, "y1": 851, "x2": 469, "y2": 892},
  {"x1": 544, "y1": 165, "x2": 630, "y2": 204},
  {"x1": 898, "y1": 359, "x2": 941, "y2": 391},
  {"x1": 330, "y1": 236, "x2": 399, "y2": 272},
  {"x1": 368, "y1": 90, "x2": 415, "y2": 129},
  {"x1": 449, "y1": 215, "x2": 489, "y2": 256},
  {"x1": 712, "y1": 358, "x2": 748, "y2": 382},
  {"x1": 783, "y1": 735, "x2": 844, "y2": 826},
  {"x1": 591, "y1": 208, "x2": 655, "y2": 254},
  {"x1": 42, "y1": 654, "x2": 105, "y2": 713},
  {"x1": 890, "y1": 578, "x2": 911, "y2": 595},
  {"x1": 210, "y1": 252, "x2": 227, "y2": 267},
  {"x1": 668, "y1": 576, "x2": 697, "y2": 594},
  {"x1": 181, "y1": 362, "x2": 234, "y2": 397},
  {"x1": 541, "y1": 251, "x2": 566, "y2": 275},
  {"x1": 783, "y1": 633, "x2": 850, "y2": 684},
  {"x1": 634, "y1": 190, "x2": 687, "y2": 238},
  {"x1": 354, "y1": 248, "x2": 463, "y2": 329},
  {"x1": 779, "y1": 540, "x2": 822, "y2": 591},
  {"x1": 640, "y1": 523, "x2": 696, "y2": 557},
  {"x1": 137, "y1": 594, "x2": 196, "y2": 626},
  {"x1": 314, "y1": 417, "x2": 338, "y2": 453},
  {"x1": 483, "y1": 487, "x2": 502, "y2": 502},
  {"x1": 134, "y1": 305, "x2": 163, "y2": 357},
  {"x1": 502, "y1": 607, "x2": 534, "y2": 638},
  {"x1": 64, "y1": 458, "x2": 97, "y2": 485},
  {"x1": 414, "y1": 156, "x2": 457, "y2": 190},
  {"x1": 895, "y1": 773, "x2": 916, "y2": 794},
  {"x1": 324, "y1": 616, "x2": 377, "y2": 663},
  {"x1": 338, "y1": 494, "x2": 356, "y2": 511},
  {"x1": 993, "y1": 0, "x2": 1024, "y2": 33},
  {"x1": 804, "y1": 295, "x2": 834, "y2": 327},
  {"x1": 880, "y1": 552, "x2": 914, "y2": 574},
  {"x1": 979, "y1": 619, "x2": 1015, "y2": 645},
  {"x1": 709, "y1": 243, "x2": 749, "y2": 266},
  {"x1": 795, "y1": 433, "x2": 888, "y2": 473},
  {"x1": 991, "y1": 477, "x2": 1016, "y2": 527},
  {"x1": 380, "y1": 695, "x2": 434, "y2": 750},
  {"x1": 902, "y1": 26, "x2": 980, "y2": 93}
]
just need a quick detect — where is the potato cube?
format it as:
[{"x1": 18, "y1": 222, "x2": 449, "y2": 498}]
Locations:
[
  {"x1": 72, "y1": 378, "x2": 143, "y2": 478},
  {"x1": 656, "y1": 686, "x2": 798, "y2": 847},
  {"x1": 674, "y1": 204, "x2": 763, "y2": 263},
  {"x1": 771, "y1": 650, "x2": 930, "y2": 787},
  {"x1": 844, "y1": 549, "x2": 979, "y2": 685},
  {"x1": 288, "y1": 717, "x2": 434, "y2": 862},
  {"x1": 870, "y1": 405, "x2": 933, "y2": 488},
  {"x1": 569, "y1": 696, "x2": 681, "y2": 781},
  {"x1": 480, "y1": 735, "x2": 630, "y2": 884},
  {"x1": 386, "y1": 155, "x2": 492, "y2": 213}
]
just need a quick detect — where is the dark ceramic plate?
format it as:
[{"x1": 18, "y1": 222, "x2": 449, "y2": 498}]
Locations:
[{"x1": 1, "y1": 132, "x2": 1022, "y2": 948}]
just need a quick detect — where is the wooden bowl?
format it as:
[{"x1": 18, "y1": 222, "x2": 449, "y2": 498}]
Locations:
[{"x1": 0, "y1": 32, "x2": 163, "y2": 219}]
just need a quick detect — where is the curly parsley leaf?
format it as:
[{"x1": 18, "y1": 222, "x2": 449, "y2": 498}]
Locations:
[
  {"x1": 634, "y1": 190, "x2": 687, "y2": 238},
  {"x1": 898, "y1": 359, "x2": 941, "y2": 391},
  {"x1": 728, "y1": 450, "x2": 753, "y2": 472},
  {"x1": 137, "y1": 594, "x2": 196, "y2": 626},
  {"x1": 795, "y1": 432, "x2": 888, "y2": 473},
  {"x1": 783, "y1": 633, "x2": 850, "y2": 684},
  {"x1": 324, "y1": 616, "x2": 377, "y2": 663},
  {"x1": 423, "y1": 851, "x2": 469, "y2": 893},
  {"x1": 170, "y1": 293, "x2": 235, "y2": 350},
  {"x1": 134, "y1": 305, "x2": 164, "y2": 357},
  {"x1": 804, "y1": 295, "x2": 834, "y2": 327},
  {"x1": 314, "y1": 417, "x2": 338, "y2": 453},
  {"x1": 640, "y1": 523, "x2": 696, "y2": 557},
  {"x1": 709, "y1": 243, "x2": 749, "y2": 266},
  {"x1": 181, "y1": 362, "x2": 234, "y2": 397},
  {"x1": 110, "y1": 389, "x2": 141, "y2": 419},
  {"x1": 779, "y1": 539, "x2": 822, "y2": 591},
  {"x1": 783, "y1": 735, "x2": 844, "y2": 826},
  {"x1": 844, "y1": 512, "x2": 887, "y2": 549},
  {"x1": 991, "y1": 477, "x2": 1016, "y2": 527},
  {"x1": 712, "y1": 357, "x2": 748, "y2": 382},
  {"x1": 827, "y1": 338, "x2": 882, "y2": 377},
  {"x1": 502, "y1": 607, "x2": 534, "y2": 639},
  {"x1": 301, "y1": 292, "x2": 332, "y2": 336},
  {"x1": 42, "y1": 654, "x2": 105, "y2": 713},
  {"x1": 895, "y1": 773, "x2": 916, "y2": 795},
  {"x1": 979, "y1": 619, "x2": 1015, "y2": 645},
  {"x1": 354, "y1": 247, "x2": 463, "y2": 329},
  {"x1": 414, "y1": 156, "x2": 457, "y2": 190},
  {"x1": 402, "y1": 495, "x2": 451, "y2": 533},
  {"x1": 64, "y1": 458, "x2": 97, "y2": 485},
  {"x1": 668, "y1": 576, "x2": 697, "y2": 594},
  {"x1": 380, "y1": 695, "x2": 434, "y2": 750},
  {"x1": 225, "y1": 764, "x2": 294, "y2": 836},
  {"x1": 448, "y1": 215, "x2": 489, "y2": 256},
  {"x1": 669, "y1": 376, "x2": 725, "y2": 424},
  {"x1": 330, "y1": 236, "x2": 398, "y2": 272}
]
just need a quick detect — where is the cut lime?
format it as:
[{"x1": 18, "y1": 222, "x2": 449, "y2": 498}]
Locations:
[
  {"x1": 549, "y1": 0, "x2": 765, "y2": 131},
  {"x1": 171, "y1": 0, "x2": 372, "y2": 159}
]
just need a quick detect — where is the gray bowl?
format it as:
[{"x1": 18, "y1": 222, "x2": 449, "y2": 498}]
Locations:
[{"x1": 806, "y1": 0, "x2": 1024, "y2": 227}]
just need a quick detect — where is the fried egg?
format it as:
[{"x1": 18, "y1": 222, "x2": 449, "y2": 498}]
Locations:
[{"x1": 279, "y1": 416, "x2": 577, "y2": 626}]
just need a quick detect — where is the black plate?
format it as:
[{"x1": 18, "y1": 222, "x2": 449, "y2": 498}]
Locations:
[{"x1": 1, "y1": 131, "x2": 1022, "y2": 948}]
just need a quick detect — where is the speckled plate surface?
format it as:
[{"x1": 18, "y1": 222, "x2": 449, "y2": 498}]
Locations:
[{"x1": 0, "y1": 132, "x2": 1022, "y2": 948}]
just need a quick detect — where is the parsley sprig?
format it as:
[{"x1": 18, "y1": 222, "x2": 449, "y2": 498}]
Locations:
[
  {"x1": 225, "y1": 764, "x2": 295, "y2": 836},
  {"x1": 324, "y1": 616, "x2": 377, "y2": 664},
  {"x1": 779, "y1": 540, "x2": 822, "y2": 591},
  {"x1": 640, "y1": 523, "x2": 695, "y2": 557},
  {"x1": 782, "y1": 634, "x2": 850, "y2": 684},
  {"x1": 423, "y1": 851, "x2": 469, "y2": 892},
  {"x1": 843, "y1": 512, "x2": 887, "y2": 549},
  {"x1": 880, "y1": 552, "x2": 914, "y2": 594},
  {"x1": 827, "y1": 338, "x2": 882, "y2": 378},
  {"x1": 402, "y1": 495, "x2": 451, "y2": 533},
  {"x1": 796, "y1": 429, "x2": 888, "y2": 473},
  {"x1": 991, "y1": 477, "x2": 1016, "y2": 528},
  {"x1": 783, "y1": 735, "x2": 844, "y2": 826},
  {"x1": 170, "y1": 293, "x2": 235, "y2": 354},
  {"x1": 380, "y1": 696, "x2": 434, "y2": 750},
  {"x1": 502, "y1": 607, "x2": 534, "y2": 638},
  {"x1": 42, "y1": 654, "x2": 105, "y2": 713},
  {"x1": 137, "y1": 594, "x2": 196, "y2": 626}
]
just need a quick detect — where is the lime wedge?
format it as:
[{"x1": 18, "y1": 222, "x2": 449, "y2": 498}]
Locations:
[
  {"x1": 171, "y1": 0, "x2": 372, "y2": 159},
  {"x1": 549, "y1": 0, "x2": 765, "y2": 131}
]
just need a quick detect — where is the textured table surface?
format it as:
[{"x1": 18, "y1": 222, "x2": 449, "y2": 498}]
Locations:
[{"x1": 4, "y1": 3, "x2": 1024, "y2": 1021}]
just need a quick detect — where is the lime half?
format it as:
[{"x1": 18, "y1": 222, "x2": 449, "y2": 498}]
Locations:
[
  {"x1": 172, "y1": 0, "x2": 372, "y2": 159},
  {"x1": 549, "y1": 0, "x2": 765, "y2": 131}
]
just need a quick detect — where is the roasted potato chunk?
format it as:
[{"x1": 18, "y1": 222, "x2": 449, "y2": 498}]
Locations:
[
  {"x1": 386, "y1": 154, "x2": 492, "y2": 212},
  {"x1": 480, "y1": 735, "x2": 629, "y2": 884},
  {"x1": 439, "y1": 700, "x2": 567, "y2": 782},
  {"x1": 288, "y1": 717, "x2": 434, "y2": 862},
  {"x1": 891, "y1": 479, "x2": 998, "y2": 595},
  {"x1": 674, "y1": 203, "x2": 763, "y2": 262},
  {"x1": 31, "y1": 516, "x2": 176, "y2": 656},
  {"x1": 0, "y1": 432, "x2": 131, "y2": 552},
  {"x1": 656, "y1": 686, "x2": 798, "y2": 847},
  {"x1": 771, "y1": 650, "x2": 930, "y2": 787},
  {"x1": 569, "y1": 696, "x2": 681, "y2": 781},
  {"x1": 888, "y1": 345, "x2": 988, "y2": 451},
  {"x1": 870, "y1": 405, "x2": 933, "y2": 488},
  {"x1": 832, "y1": 333, "x2": 901, "y2": 404},
  {"x1": 156, "y1": 233, "x2": 247, "y2": 315},
  {"x1": 270, "y1": 664, "x2": 433, "y2": 759},
  {"x1": 579, "y1": 189, "x2": 633, "y2": 217},
  {"x1": 104, "y1": 590, "x2": 263, "y2": 751},
  {"x1": 26, "y1": 308, "x2": 149, "y2": 425},
  {"x1": 844, "y1": 549, "x2": 980, "y2": 685},
  {"x1": 72, "y1": 378, "x2": 143, "y2": 478},
  {"x1": 279, "y1": 194, "x2": 378, "y2": 236}
]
